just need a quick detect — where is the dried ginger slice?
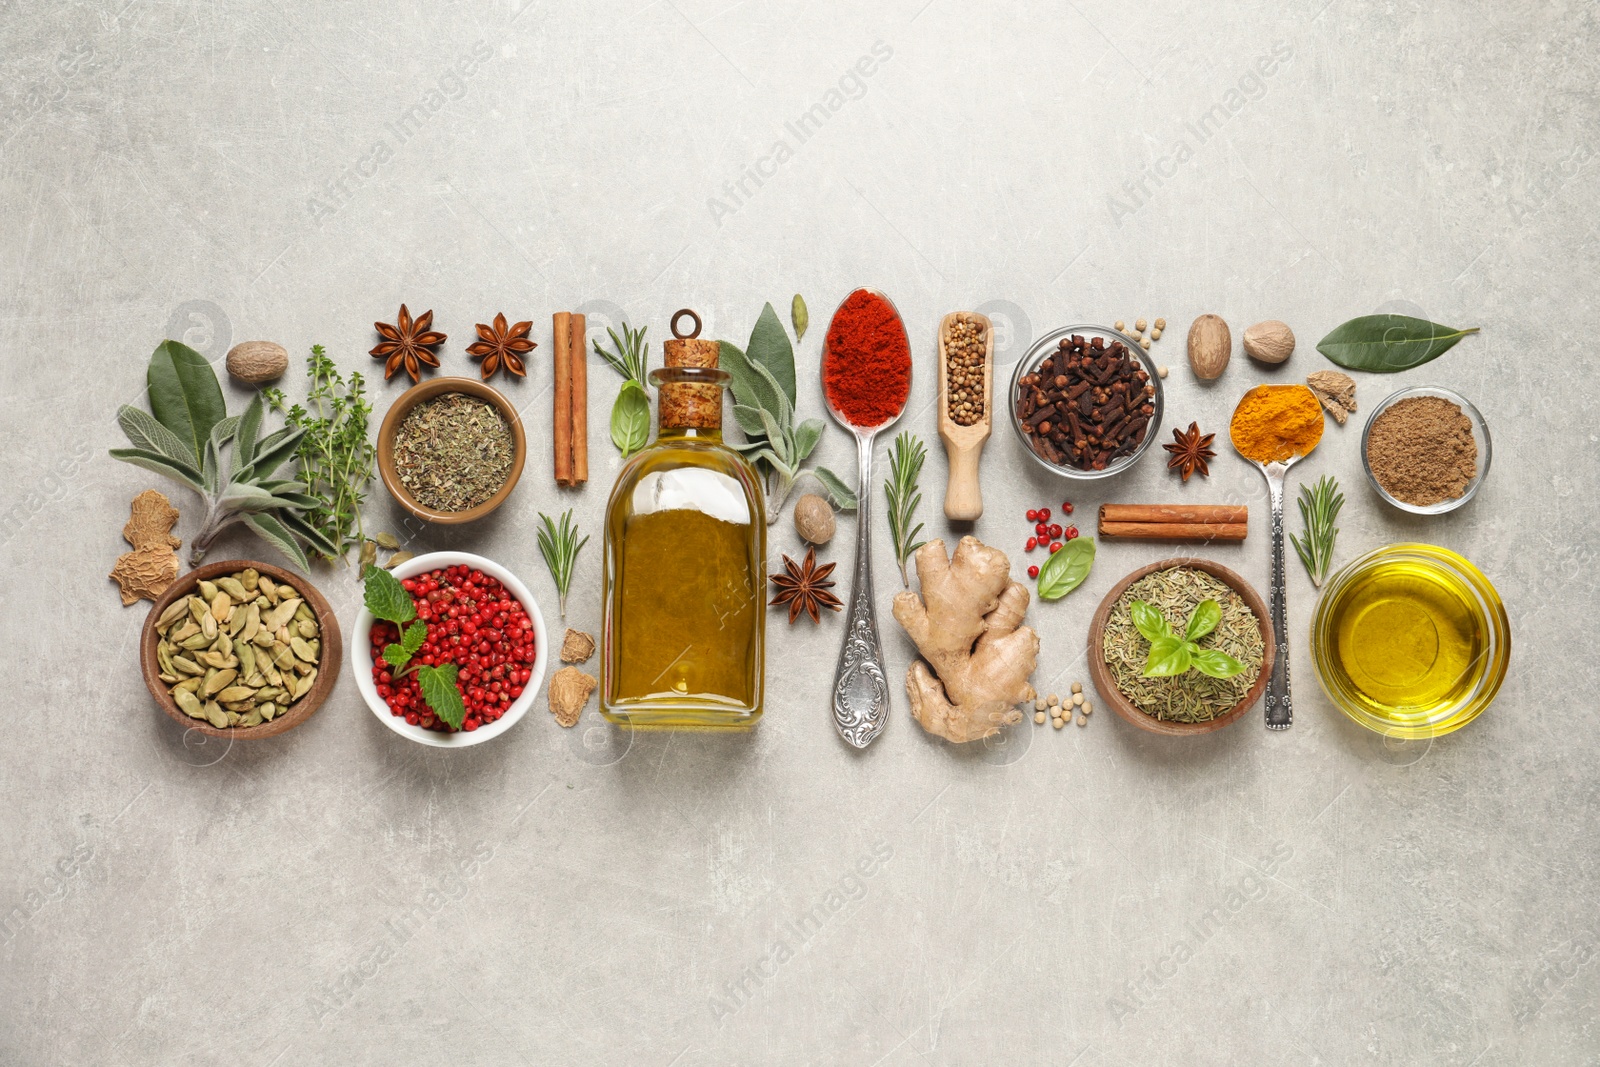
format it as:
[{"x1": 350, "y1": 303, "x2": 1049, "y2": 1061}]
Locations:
[
  {"x1": 110, "y1": 489, "x2": 182, "y2": 605},
  {"x1": 560, "y1": 628, "x2": 596, "y2": 664},
  {"x1": 548, "y1": 666, "x2": 596, "y2": 727},
  {"x1": 1306, "y1": 370, "x2": 1357, "y2": 424}
]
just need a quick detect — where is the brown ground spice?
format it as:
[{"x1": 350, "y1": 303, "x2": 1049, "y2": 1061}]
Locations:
[{"x1": 1366, "y1": 395, "x2": 1477, "y2": 506}]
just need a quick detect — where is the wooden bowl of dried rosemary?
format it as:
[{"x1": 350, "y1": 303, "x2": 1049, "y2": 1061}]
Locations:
[
  {"x1": 140, "y1": 559, "x2": 342, "y2": 740},
  {"x1": 377, "y1": 377, "x2": 526, "y2": 524},
  {"x1": 1087, "y1": 558, "x2": 1274, "y2": 736}
]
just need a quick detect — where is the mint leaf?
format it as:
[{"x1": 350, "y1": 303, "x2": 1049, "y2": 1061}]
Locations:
[
  {"x1": 401, "y1": 619, "x2": 428, "y2": 655},
  {"x1": 417, "y1": 663, "x2": 466, "y2": 730},
  {"x1": 363, "y1": 565, "x2": 416, "y2": 625},
  {"x1": 382, "y1": 644, "x2": 412, "y2": 670}
]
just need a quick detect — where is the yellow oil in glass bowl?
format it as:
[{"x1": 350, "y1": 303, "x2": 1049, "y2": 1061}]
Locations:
[{"x1": 1311, "y1": 544, "x2": 1509, "y2": 738}]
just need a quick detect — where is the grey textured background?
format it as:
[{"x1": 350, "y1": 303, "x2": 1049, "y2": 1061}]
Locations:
[{"x1": 2, "y1": 1, "x2": 1596, "y2": 1064}]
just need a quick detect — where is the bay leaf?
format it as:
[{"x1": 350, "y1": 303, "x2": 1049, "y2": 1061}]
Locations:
[{"x1": 1315, "y1": 315, "x2": 1479, "y2": 372}]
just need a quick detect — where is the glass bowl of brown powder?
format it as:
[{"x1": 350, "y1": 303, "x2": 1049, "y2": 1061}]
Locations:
[{"x1": 1361, "y1": 386, "x2": 1490, "y2": 515}]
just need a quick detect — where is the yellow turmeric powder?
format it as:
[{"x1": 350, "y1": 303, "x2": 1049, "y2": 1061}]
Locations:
[{"x1": 1230, "y1": 384, "x2": 1325, "y2": 463}]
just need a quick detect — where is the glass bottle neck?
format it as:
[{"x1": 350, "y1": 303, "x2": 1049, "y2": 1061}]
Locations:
[{"x1": 657, "y1": 424, "x2": 723, "y2": 443}]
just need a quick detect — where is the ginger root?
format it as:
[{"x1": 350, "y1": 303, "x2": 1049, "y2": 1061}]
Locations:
[
  {"x1": 110, "y1": 489, "x2": 182, "y2": 605},
  {"x1": 548, "y1": 666, "x2": 597, "y2": 727},
  {"x1": 891, "y1": 536, "x2": 1038, "y2": 743}
]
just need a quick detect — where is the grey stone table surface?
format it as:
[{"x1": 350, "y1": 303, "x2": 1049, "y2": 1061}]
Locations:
[{"x1": 2, "y1": 1, "x2": 1595, "y2": 1064}]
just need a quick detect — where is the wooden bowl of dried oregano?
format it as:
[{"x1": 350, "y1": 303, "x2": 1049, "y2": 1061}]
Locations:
[{"x1": 377, "y1": 377, "x2": 527, "y2": 525}]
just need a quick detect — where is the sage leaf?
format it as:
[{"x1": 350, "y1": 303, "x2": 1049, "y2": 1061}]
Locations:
[
  {"x1": 747, "y1": 301, "x2": 797, "y2": 407},
  {"x1": 147, "y1": 340, "x2": 226, "y2": 463},
  {"x1": 1036, "y1": 536, "x2": 1095, "y2": 602},
  {"x1": 241, "y1": 426, "x2": 304, "y2": 481},
  {"x1": 1130, "y1": 599, "x2": 1171, "y2": 643},
  {"x1": 792, "y1": 418, "x2": 824, "y2": 463},
  {"x1": 718, "y1": 341, "x2": 763, "y2": 414},
  {"x1": 362, "y1": 564, "x2": 417, "y2": 625},
  {"x1": 792, "y1": 294, "x2": 808, "y2": 341},
  {"x1": 1184, "y1": 599, "x2": 1221, "y2": 642},
  {"x1": 1315, "y1": 314, "x2": 1480, "y2": 372},
  {"x1": 731, "y1": 403, "x2": 767, "y2": 437},
  {"x1": 278, "y1": 509, "x2": 341, "y2": 557},
  {"x1": 1190, "y1": 647, "x2": 1247, "y2": 679},
  {"x1": 1143, "y1": 635, "x2": 1192, "y2": 677},
  {"x1": 108, "y1": 447, "x2": 206, "y2": 494},
  {"x1": 610, "y1": 379, "x2": 651, "y2": 457},
  {"x1": 243, "y1": 512, "x2": 312, "y2": 571},
  {"x1": 417, "y1": 663, "x2": 465, "y2": 730},
  {"x1": 810, "y1": 466, "x2": 858, "y2": 510},
  {"x1": 235, "y1": 394, "x2": 264, "y2": 466},
  {"x1": 117, "y1": 405, "x2": 194, "y2": 463}
]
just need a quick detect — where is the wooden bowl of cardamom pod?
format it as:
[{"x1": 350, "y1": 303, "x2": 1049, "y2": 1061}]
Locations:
[{"x1": 140, "y1": 559, "x2": 343, "y2": 740}]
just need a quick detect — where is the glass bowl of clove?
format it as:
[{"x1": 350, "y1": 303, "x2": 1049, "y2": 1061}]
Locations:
[{"x1": 1008, "y1": 324, "x2": 1164, "y2": 480}]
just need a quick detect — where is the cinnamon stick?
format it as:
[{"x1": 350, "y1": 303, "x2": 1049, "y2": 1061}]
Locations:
[
  {"x1": 552, "y1": 312, "x2": 573, "y2": 486},
  {"x1": 1099, "y1": 503, "x2": 1248, "y2": 526},
  {"x1": 569, "y1": 313, "x2": 587, "y2": 485},
  {"x1": 1099, "y1": 521, "x2": 1248, "y2": 542}
]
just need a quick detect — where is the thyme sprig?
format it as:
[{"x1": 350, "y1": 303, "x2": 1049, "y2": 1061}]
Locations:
[
  {"x1": 264, "y1": 345, "x2": 375, "y2": 562},
  {"x1": 536, "y1": 509, "x2": 589, "y2": 620},
  {"x1": 1289, "y1": 475, "x2": 1344, "y2": 587},
  {"x1": 885, "y1": 432, "x2": 927, "y2": 588}
]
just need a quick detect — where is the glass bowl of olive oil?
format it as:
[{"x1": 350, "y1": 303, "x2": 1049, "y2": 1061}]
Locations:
[{"x1": 1311, "y1": 543, "x2": 1509, "y2": 738}]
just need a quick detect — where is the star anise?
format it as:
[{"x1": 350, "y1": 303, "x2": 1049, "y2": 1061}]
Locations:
[
  {"x1": 371, "y1": 304, "x2": 446, "y2": 383},
  {"x1": 769, "y1": 547, "x2": 843, "y2": 624},
  {"x1": 1163, "y1": 421, "x2": 1217, "y2": 482},
  {"x1": 466, "y1": 312, "x2": 536, "y2": 380}
]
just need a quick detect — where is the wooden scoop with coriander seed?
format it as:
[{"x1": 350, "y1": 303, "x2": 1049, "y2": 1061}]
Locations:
[{"x1": 936, "y1": 311, "x2": 993, "y2": 521}]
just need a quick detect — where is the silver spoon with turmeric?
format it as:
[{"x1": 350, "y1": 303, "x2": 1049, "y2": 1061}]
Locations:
[{"x1": 1230, "y1": 384, "x2": 1325, "y2": 730}]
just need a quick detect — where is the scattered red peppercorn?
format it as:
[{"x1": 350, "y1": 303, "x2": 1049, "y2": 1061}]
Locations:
[
  {"x1": 1026, "y1": 508, "x2": 1039, "y2": 522},
  {"x1": 1049, "y1": 541, "x2": 1063, "y2": 553},
  {"x1": 1062, "y1": 502, "x2": 1075, "y2": 514},
  {"x1": 1049, "y1": 523, "x2": 1063, "y2": 538},
  {"x1": 1038, "y1": 508, "x2": 1051, "y2": 522},
  {"x1": 1027, "y1": 565, "x2": 1039, "y2": 578},
  {"x1": 1026, "y1": 537, "x2": 1038, "y2": 551},
  {"x1": 1065, "y1": 526, "x2": 1079, "y2": 540},
  {"x1": 1034, "y1": 522, "x2": 1048, "y2": 537}
]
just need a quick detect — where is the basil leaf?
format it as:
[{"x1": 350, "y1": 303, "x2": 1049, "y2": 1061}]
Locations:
[
  {"x1": 792, "y1": 294, "x2": 808, "y2": 341},
  {"x1": 1130, "y1": 600, "x2": 1171, "y2": 643},
  {"x1": 810, "y1": 466, "x2": 857, "y2": 510},
  {"x1": 1190, "y1": 647, "x2": 1247, "y2": 679},
  {"x1": 747, "y1": 301, "x2": 796, "y2": 408},
  {"x1": 147, "y1": 340, "x2": 226, "y2": 463},
  {"x1": 362, "y1": 564, "x2": 417, "y2": 625},
  {"x1": 244, "y1": 512, "x2": 312, "y2": 571},
  {"x1": 1184, "y1": 599, "x2": 1221, "y2": 642},
  {"x1": 1036, "y1": 536, "x2": 1096, "y2": 601},
  {"x1": 417, "y1": 663, "x2": 466, "y2": 730},
  {"x1": 610, "y1": 380, "x2": 650, "y2": 457},
  {"x1": 1143, "y1": 635, "x2": 1192, "y2": 677},
  {"x1": 1315, "y1": 315, "x2": 1479, "y2": 372},
  {"x1": 116, "y1": 405, "x2": 194, "y2": 463},
  {"x1": 108, "y1": 447, "x2": 206, "y2": 495}
]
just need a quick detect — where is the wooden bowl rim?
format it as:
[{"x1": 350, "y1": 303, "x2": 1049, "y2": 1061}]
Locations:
[
  {"x1": 376, "y1": 376, "x2": 527, "y2": 525},
  {"x1": 1086, "y1": 556, "x2": 1276, "y2": 737},
  {"x1": 141, "y1": 559, "x2": 343, "y2": 740}
]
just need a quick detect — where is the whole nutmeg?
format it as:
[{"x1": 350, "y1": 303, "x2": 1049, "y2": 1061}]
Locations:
[
  {"x1": 226, "y1": 341, "x2": 289, "y2": 384},
  {"x1": 1186, "y1": 314, "x2": 1231, "y2": 380},
  {"x1": 793, "y1": 493, "x2": 835, "y2": 545},
  {"x1": 1243, "y1": 320, "x2": 1295, "y2": 364}
]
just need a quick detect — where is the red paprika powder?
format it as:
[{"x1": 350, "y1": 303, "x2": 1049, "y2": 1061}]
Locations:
[{"x1": 823, "y1": 289, "x2": 911, "y2": 427}]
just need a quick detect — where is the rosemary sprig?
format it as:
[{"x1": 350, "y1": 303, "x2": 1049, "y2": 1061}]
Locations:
[
  {"x1": 1289, "y1": 475, "x2": 1344, "y2": 587},
  {"x1": 593, "y1": 322, "x2": 649, "y2": 385},
  {"x1": 536, "y1": 509, "x2": 589, "y2": 619},
  {"x1": 885, "y1": 432, "x2": 927, "y2": 588}
]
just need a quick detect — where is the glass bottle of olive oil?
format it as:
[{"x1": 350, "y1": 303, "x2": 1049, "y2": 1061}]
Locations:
[{"x1": 600, "y1": 323, "x2": 766, "y2": 728}]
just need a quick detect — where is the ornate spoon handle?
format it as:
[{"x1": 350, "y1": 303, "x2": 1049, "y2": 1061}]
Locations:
[
  {"x1": 1265, "y1": 465, "x2": 1292, "y2": 730},
  {"x1": 831, "y1": 431, "x2": 890, "y2": 748}
]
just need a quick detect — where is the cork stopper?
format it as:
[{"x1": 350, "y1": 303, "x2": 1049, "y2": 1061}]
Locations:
[{"x1": 657, "y1": 309, "x2": 724, "y2": 430}]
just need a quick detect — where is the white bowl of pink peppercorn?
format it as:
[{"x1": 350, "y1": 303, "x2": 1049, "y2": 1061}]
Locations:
[{"x1": 352, "y1": 551, "x2": 549, "y2": 748}]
